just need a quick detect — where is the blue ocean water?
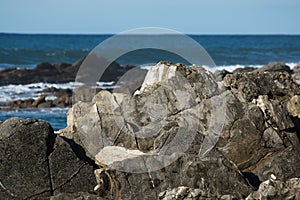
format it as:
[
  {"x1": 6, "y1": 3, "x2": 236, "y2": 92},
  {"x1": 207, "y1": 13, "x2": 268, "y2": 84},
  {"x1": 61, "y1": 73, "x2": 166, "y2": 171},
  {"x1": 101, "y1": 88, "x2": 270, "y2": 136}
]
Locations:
[{"x1": 0, "y1": 33, "x2": 299, "y2": 130}]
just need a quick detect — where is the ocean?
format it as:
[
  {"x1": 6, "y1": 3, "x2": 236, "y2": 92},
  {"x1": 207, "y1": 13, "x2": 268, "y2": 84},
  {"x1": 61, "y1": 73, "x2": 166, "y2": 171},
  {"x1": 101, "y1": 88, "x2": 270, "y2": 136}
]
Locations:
[{"x1": 0, "y1": 33, "x2": 299, "y2": 130}]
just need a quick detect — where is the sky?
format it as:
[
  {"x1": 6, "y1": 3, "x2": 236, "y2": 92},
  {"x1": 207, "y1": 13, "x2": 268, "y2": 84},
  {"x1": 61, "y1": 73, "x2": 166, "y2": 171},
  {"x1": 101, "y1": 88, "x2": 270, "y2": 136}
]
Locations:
[{"x1": 0, "y1": 0, "x2": 300, "y2": 34}]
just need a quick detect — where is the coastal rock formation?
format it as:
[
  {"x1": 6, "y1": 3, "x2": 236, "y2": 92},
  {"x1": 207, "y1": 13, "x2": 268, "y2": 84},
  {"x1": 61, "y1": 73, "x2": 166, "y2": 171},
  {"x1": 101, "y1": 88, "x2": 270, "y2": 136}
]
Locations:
[
  {"x1": 1, "y1": 61, "x2": 300, "y2": 199},
  {"x1": 58, "y1": 61, "x2": 300, "y2": 199}
]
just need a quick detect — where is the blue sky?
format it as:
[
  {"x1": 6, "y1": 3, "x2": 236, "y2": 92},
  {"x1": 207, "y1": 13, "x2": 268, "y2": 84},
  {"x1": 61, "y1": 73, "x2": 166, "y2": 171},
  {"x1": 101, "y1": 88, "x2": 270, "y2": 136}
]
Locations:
[{"x1": 1, "y1": 0, "x2": 299, "y2": 34}]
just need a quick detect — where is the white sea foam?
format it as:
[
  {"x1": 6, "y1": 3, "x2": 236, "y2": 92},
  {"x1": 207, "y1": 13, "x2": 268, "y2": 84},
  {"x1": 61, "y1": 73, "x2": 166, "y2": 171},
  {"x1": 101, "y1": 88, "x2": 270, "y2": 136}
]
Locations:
[
  {"x1": 0, "y1": 81, "x2": 115, "y2": 103},
  {"x1": 141, "y1": 62, "x2": 299, "y2": 73},
  {"x1": 1, "y1": 62, "x2": 298, "y2": 103},
  {"x1": 207, "y1": 64, "x2": 263, "y2": 72}
]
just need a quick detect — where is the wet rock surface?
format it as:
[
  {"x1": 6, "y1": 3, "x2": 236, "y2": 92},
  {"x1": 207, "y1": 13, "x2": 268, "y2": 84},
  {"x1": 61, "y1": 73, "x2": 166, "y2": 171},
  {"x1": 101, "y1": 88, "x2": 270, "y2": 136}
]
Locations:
[{"x1": 1, "y1": 61, "x2": 300, "y2": 199}]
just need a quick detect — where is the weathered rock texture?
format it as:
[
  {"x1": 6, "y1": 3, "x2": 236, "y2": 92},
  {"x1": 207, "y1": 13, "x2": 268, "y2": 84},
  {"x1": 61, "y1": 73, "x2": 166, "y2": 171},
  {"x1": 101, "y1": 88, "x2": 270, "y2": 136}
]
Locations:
[
  {"x1": 2, "y1": 61, "x2": 300, "y2": 199},
  {"x1": 0, "y1": 117, "x2": 97, "y2": 200},
  {"x1": 58, "y1": 61, "x2": 300, "y2": 199}
]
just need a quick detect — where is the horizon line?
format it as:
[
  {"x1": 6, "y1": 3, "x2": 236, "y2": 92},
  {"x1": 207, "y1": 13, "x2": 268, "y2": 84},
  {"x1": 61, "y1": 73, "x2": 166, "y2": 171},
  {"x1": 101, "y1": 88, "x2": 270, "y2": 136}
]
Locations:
[{"x1": 1, "y1": 32, "x2": 300, "y2": 36}]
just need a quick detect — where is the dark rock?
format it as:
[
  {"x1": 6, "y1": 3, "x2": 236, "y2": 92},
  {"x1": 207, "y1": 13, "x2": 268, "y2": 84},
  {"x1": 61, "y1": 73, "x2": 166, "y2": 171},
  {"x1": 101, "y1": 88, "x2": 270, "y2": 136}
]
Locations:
[
  {"x1": 32, "y1": 95, "x2": 46, "y2": 107},
  {"x1": 0, "y1": 56, "x2": 138, "y2": 86},
  {"x1": 37, "y1": 87, "x2": 59, "y2": 93},
  {"x1": 37, "y1": 101, "x2": 53, "y2": 108},
  {"x1": 0, "y1": 118, "x2": 53, "y2": 199},
  {"x1": 0, "y1": 117, "x2": 100, "y2": 199},
  {"x1": 254, "y1": 62, "x2": 292, "y2": 73},
  {"x1": 6, "y1": 98, "x2": 34, "y2": 109},
  {"x1": 1, "y1": 88, "x2": 75, "y2": 110},
  {"x1": 49, "y1": 137, "x2": 97, "y2": 195},
  {"x1": 232, "y1": 67, "x2": 257, "y2": 73},
  {"x1": 36, "y1": 62, "x2": 57, "y2": 71}
]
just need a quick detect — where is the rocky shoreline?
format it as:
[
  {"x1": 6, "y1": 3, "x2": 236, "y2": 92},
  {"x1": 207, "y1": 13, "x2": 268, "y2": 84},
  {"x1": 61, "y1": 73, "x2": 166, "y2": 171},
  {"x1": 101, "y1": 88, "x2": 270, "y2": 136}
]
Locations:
[
  {"x1": 1, "y1": 61, "x2": 300, "y2": 199},
  {"x1": 0, "y1": 58, "x2": 147, "y2": 110}
]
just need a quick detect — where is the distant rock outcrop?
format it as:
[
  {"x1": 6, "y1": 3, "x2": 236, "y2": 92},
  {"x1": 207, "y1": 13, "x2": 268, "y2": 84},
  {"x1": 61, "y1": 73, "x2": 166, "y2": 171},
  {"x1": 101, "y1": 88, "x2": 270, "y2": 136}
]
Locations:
[{"x1": 0, "y1": 57, "x2": 140, "y2": 86}]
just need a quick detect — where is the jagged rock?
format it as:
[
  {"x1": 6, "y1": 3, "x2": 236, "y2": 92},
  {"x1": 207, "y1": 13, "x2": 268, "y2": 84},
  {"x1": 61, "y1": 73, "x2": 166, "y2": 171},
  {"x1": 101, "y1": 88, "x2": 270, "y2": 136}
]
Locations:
[
  {"x1": 93, "y1": 151, "x2": 252, "y2": 199},
  {"x1": 57, "y1": 61, "x2": 300, "y2": 199},
  {"x1": 246, "y1": 177, "x2": 300, "y2": 200},
  {"x1": 254, "y1": 62, "x2": 292, "y2": 73},
  {"x1": 0, "y1": 118, "x2": 53, "y2": 199},
  {"x1": 223, "y1": 71, "x2": 300, "y2": 101},
  {"x1": 60, "y1": 62, "x2": 221, "y2": 158},
  {"x1": 60, "y1": 62, "x2": 253, "y2": 199},
  {"x1": 262, "y1": 127, "x2": 284, "y2": 149},
  {"x1": 254, "y1": 95, "x2": 294, "y2": 131},
  {"x1": 248, "y1": 145, "x2": 300, "y2": 182},
  {"x1": 287, "y1": 95, "x2": 300, "y2": 118}
]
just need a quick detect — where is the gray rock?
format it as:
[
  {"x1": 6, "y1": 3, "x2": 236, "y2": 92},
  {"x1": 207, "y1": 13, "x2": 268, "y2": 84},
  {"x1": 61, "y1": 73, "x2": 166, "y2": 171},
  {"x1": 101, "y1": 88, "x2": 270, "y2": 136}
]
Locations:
[
  {"x1": 0, "y1": 118, "x2": 53, "y2": 199},
  {"x1": 246, "y1": 178, "x2": 300, "y2": 200},
  {"x1": 60, "y1": 62, "x2": 254, "y2": 199},
  {"x1": 94, "y1": 151, "x2": 252, "y2": 199},
  {"x1": 213, "y1": 69, "x2": 231, "y2": 81},
  {"x1": 57, "y1": 61, "x2": 300, "y2": 199}
]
